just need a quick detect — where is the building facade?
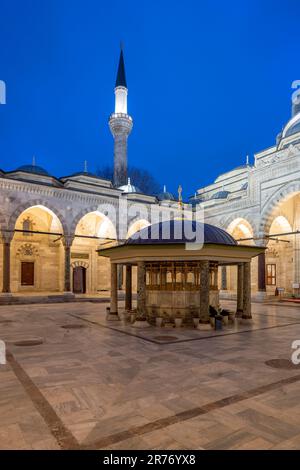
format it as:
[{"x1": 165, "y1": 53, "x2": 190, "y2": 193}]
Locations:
[
  {"x1": 0, "y1": 50, "x2": 179, "y2": 298},
  {"x1": 2, "y1": 48, "x2": 300, "y2": 301},
  {"x1": 192, "y1": 98, "x2": 300, "y2": 298}
]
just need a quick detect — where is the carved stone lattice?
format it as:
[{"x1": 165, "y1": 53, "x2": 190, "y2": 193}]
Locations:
[{"x1": 16, "y1": 243, "x2": 39, "y2": 257}]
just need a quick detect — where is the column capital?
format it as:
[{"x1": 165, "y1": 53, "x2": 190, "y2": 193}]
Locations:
[
  {"x1": 62, "y1": 235, "x2": 74, "y2": 248},
  {"x1": 255, "y1": 238, "x2": 268, "y2": 248},
  {"x1": 1, "y1": 231, "x2": 14, "y2": 244}
]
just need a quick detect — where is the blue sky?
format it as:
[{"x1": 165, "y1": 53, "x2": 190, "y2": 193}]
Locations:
[{"x1": 0, "y1": 0, "x2": 299, "y2": 197}]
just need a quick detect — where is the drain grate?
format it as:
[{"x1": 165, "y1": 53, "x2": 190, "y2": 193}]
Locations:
[
  {"x1": 14, "y1": 339, "x2": 43, "y2": 347},
  {"x1": 61, "y1": 324, "x2": 87, "y2": 329},
  {"x1": 154, "y1": 335, "x2": 179, "y2": 342},
  {"x1": 265, "y1": 359, "x2": 300, "y2": 370}
]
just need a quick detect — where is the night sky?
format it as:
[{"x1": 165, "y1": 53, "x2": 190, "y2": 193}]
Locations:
[{"x1": 0, "y1": 0, "x2": 300, "y2": 198}]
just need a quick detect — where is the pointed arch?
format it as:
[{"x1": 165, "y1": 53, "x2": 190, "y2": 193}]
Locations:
[
  {"x1": 8, "y1": 200, "x2": 68, "y2": 235},
  {"x1": 222, "y1": 214, "x2": 258, "y2": 240},
  {"x1": 127, "y1": 218, "x2": 151, "y2": 239},
  {"x1": 259, "y1": 181, "x2": 300, "y2": 237},
  {"x1": 70, "y1": 204, "x2": 117, "y2": 238}
]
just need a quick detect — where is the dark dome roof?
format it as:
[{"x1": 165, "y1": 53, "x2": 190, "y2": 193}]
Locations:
[
  {"x1": 285, "y1": 119, "x2": 300, "y2": 138},
  {"x1": 157, "y1": 191, "x2": 175, "y2": 201},
  {"x1": 125, "y1": 220, "x2": 237, "y2": 246},
  {"x1": 16, "y1": 164, "x2": 50, "y2": 176},
  {"x1": 211, "y1": 190, "x2": 230, "y2": 200}
]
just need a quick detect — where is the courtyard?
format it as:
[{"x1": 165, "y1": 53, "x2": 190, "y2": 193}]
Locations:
[{"x1": 1, "y1": 300, "x2": 300, "y2": 450}]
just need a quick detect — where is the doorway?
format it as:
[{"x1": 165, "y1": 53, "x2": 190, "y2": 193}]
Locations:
[
  {"x1": 21, "y1": 261, "x2": 34, "y2": 286},
  {"x1": 73, "y1": 266, "x2": 86, "y2": 294}
]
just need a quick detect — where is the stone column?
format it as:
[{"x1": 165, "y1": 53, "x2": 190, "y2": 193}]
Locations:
[
  {"x1": 258, "y1": 252, "x2": 266, "y2": 292},
  {"x1": 125, "y1": 264, "x2": 132, "y2": 311},
  {"x1": 108, "y1": 262, "x2": 119, "y2": 320},
  {"x1": 161, "y1": 268, "x2": 167, "y2": 287},
  {"x1": 2, "y1": 233, "x2": 13, "y2": 294},
  {"x1": 136, "y1": 261, "x2": 146, "y2": 318},
  {"x1": 118, "y1": 264, "x2": 123, "y2": 290},
  {"x1": 242, "y1": 261, "x2": 252, "y2": 320},
  {"x1": 133, "y1": 261, "x2": 150, "y2": 327},
  {"x1": 293, "y1": 202, "x2": 300, "y2": 283},
  {"x1": 221, "y1": 266, "x2": 227, "y2": 290},
  {"x1": 199, "y1": 260, "x2": 210, "y2": 323},
  {"x1": 213, "y1": 266, "x2": 218, "y2": 289},
  {"x1": 236, "y1": 263, "x2": 244, "y2": 317},
  {"x1": 63, "y1": 236, "x2": 74, "y2": 295}
]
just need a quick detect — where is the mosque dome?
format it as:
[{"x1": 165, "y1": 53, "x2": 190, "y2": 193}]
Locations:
[
  {"x1": 157, "y1": 185, "x2": 175, "y2": 201},
  {"x1": 118, "y1": 177, "x2": 141, "y2": 193},
  {"x1": 284, "y1": 118, "x2": 300, "y2": 138},
  {"x1": 211, "y1": 190, "x2": 230, "y2": 200},
  {"x1": 16, "y1": 164, "x2": 50, "y2": 176},
  {"x1": 125, "y1": 220, "x2": 237, "y2": 246}
]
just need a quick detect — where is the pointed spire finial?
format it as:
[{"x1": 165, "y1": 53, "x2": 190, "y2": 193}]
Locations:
[
  {"x1": 178, "y1": 184, "x2": 183, "y2": 210},
  {"x1": 115, "y1": 47, "x2": 127, "y2": 88},
  {"x1": 128, "y1": 177, "x2": 131, "y2": 186},
  {"x1": 163, "y1": 184, "x2": 166, "y2": 193},
  {"x1": 246, "y1": 155, "x2": 249, "y2": 165},
  {"x1": 84, "y1": 160, "x2": 88, "y2": 173},
  {"x1": 32, "y1": 155, "x2": 36, "y2": 166}
]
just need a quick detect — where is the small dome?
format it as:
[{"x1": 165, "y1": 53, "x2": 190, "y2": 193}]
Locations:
[
  {"x1": 125, "y1": 220, "x2": 237, "y2": 246},
  {"x1": 16, "y1": 164, "x2": 50, "y2": 176},
  {"x1": 157, "y1": 185, "x2": 175, "y2": 201},
  {"x1": 211, "y1": 190, "x2": 230, "y2": 200},
  {"x1": 189, "y1": 195, "x2": 203, "y2": 206},
  {"x1": 118, "y1": 177, "x2": 141, "y2": 193},
  {"x1": 157, "y1": 191, "x2": 175, "y2": 201}
]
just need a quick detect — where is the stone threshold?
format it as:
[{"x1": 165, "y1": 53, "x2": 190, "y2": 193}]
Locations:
[{"x1": 0, "y1": 293, "x2": 126, "y2": 306}]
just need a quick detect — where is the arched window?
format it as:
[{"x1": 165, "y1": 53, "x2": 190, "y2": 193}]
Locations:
[{"x1": 22, "y1": 217, "x2": 33, "y2": 236}]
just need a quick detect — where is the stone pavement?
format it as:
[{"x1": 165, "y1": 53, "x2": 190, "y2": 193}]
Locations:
[{"x1": 0, "y1": 300, "x2": 300, "y2": 450}]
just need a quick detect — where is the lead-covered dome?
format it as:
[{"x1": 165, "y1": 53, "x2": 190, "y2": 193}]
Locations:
[
  {"x1": 125, "y1": 220, "x2": 237, "y2": 246},
  {"x1": 211, "y1": 190, "x2": 230, "y2": 200},
  {"x1": 281, "y1": 112, "x2": 300, "y2": 140},
  {"x1": 16, "y1": 164, "x2": 50, "y2": 176},
  {"x1": 118, "y1": 177, "x2": 141, "y2": 193}
]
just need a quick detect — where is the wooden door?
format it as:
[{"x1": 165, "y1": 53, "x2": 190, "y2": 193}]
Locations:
[
  {"x1": 73, "y1": 267, "x2": 86, "y2": 293},
  {"x1": 21, "y1": 262, "x2": 34, "y2": 286}
]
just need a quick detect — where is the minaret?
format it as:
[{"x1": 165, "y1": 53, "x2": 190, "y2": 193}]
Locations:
[{"x1": 109, "y1": 47, "x2": 133, "y2": 187}]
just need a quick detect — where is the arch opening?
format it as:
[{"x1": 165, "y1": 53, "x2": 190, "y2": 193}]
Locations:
[
  {"x1": 10, "y1": 205, "x2": 65, "y2": 293},
  {"x1": 126, "y1": 219, "x2": 150, "y2": 239},
  {"x1": 72, "y1": 211, "x2": 117, "y2": 295}
]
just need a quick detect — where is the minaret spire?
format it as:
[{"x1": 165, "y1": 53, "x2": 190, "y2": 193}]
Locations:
[
  {"x1": 115, "y1": 47, "x2": 127, "y2": 88},
  {"x1": 109, "y1": 46, "x2": 133, "y2": 187}
]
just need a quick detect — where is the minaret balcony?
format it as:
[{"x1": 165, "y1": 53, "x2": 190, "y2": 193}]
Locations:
[
  {"x1": 109, "y1": 113, "x2": 133, "y2": 136},
  {"x1": 109, "y1": 112, "x2": 132, "y2": 121}
]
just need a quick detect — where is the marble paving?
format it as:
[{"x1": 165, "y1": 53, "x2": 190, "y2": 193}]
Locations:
[{"x1": 1, "y1": 300, "x2": 300, "y2": 449}]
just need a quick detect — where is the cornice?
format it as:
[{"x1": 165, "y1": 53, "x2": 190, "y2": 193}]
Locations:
[{"x1": 0, "y1": 177, "x2": 164, "y2": 212}]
